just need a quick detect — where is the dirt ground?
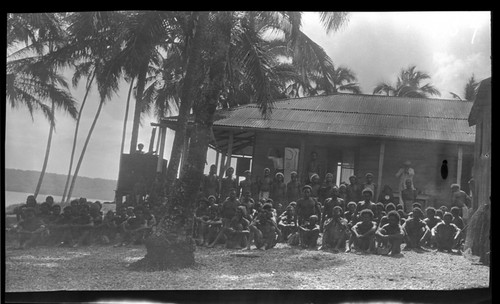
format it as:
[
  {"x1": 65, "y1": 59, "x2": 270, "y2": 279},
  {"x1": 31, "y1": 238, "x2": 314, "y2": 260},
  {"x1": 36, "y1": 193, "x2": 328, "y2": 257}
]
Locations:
[{"x1": 5, "y1": 240, "x2": 490, "y2": 292}]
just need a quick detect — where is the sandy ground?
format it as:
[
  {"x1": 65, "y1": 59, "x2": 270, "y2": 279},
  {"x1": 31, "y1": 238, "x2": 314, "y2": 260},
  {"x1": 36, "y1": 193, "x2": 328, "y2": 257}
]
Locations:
[{"x1": 4, "y1": 240, "x2": 490, "y2": 291}]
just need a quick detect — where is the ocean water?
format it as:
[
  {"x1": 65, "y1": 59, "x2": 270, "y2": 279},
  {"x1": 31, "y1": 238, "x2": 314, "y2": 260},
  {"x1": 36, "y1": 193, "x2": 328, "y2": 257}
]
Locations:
[{"x1": 4, "y1": 190, "x2": 113, "y2": 207}]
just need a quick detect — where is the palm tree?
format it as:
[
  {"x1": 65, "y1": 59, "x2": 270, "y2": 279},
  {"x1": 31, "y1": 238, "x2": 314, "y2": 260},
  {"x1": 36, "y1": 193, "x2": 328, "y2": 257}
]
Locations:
[
  {"x1": 450, "y1": 75, "x2": 479, "y2": 101},
  {"x1": 373, "y1": 65, "x2": 441, "y2": 98},
  {"x1": 59, "y1": 12, "x2": 126, "y2": 202},
  {"x1": 130, "y1": 11, "x2": 209, "y2": 270},
  {"x1": 65, "y1": 11, "x2": 127, "y2": 202},
  {"x1": 7, "y1": 13, "x2": 78, "y2": 200},
  {"x1": 310, "y1": 65, "x2": 361, "y2": 95},
  {"x1": 130, "y1": 11, "x2": 351, "y2": 270},
  {"x1": 108, "y1": 11, "x2": 175, "y2": 154}
]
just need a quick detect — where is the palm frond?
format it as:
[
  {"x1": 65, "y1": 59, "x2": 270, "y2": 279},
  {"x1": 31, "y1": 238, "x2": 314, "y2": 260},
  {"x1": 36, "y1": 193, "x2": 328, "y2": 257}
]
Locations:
[{"x1": 318, "y1": 12, "x2": 350, "y2": 34}]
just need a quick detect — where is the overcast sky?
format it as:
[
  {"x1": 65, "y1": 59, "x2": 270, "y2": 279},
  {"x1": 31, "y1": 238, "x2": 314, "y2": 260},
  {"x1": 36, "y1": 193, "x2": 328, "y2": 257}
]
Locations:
[{"x1": 4, "y1": 11, "x2": 491, "y2": 182}]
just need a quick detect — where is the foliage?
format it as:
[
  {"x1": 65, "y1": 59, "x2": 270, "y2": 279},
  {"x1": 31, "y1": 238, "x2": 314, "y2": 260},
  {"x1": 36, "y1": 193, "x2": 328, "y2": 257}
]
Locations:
[
  {"x1": 373, "y1": 65, "x2": 440, "y2": 98},
  {"x1": 450, "y1": 75, "x2": 479, "y2": 101}
]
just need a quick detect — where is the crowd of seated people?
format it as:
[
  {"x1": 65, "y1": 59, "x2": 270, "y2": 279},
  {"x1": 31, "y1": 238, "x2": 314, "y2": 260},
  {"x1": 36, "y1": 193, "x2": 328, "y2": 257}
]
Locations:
[
  {"x1": 193, "y1": 166, "x2": 471, "y2": 255},
  {"x1": 9, "y1": 167, "x2": 471, "y2": 256},
  {"x1": 10, "y1": 195, "x2": 158, "y2": 249}
]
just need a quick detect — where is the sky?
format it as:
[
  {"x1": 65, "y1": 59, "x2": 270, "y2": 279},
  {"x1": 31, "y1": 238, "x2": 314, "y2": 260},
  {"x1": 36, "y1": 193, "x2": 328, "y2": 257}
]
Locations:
[{"x1": 4, "y1": 11, "x2": 492, "y2": 183}]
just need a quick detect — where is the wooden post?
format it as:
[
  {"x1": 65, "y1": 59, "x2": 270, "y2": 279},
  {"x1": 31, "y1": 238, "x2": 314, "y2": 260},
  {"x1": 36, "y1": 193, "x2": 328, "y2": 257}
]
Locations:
[
  {"x1": 148, "y1": 127, "x2": 157, "y2": 153},
  {"x1": 180, "y1": 132, "x2": 190, "y2": 176},
  {"x1": 215, "y1": 149, "x2": 220, "y2": 173},
  {"x1": 219, "y1": 152, "x2": 226, "y2": 178},
  {"x1": 156, "y1": 126, "x2": 167, "y2": 173},
  {"x1": 155, "y1": 126, "x2": 161, "y2": 155},
  {"x1": 457, "y1": 145, "x2": 463, "y2": 187},
  {"x1": 298, "y1": 137, "x2": 306, "y2": 183},
  {"x1": 376, "y1": 141, "x2": 386, "y2": 203},
  {"x1": 225, "y1": 131, "x2": 234, "y2": 170}
]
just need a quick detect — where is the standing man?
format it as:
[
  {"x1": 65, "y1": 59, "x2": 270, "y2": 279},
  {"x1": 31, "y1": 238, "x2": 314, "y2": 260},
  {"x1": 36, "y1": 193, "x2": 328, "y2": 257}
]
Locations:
[
  {"x1": 203, "y1": 164, "x2": 220, "y2": 200},
  {"x1": 306, "y1": 151, "x2": 322, "y2": 182},
  {"x1": 395, "y1": 160, "x2": 415, "y2": 205}
]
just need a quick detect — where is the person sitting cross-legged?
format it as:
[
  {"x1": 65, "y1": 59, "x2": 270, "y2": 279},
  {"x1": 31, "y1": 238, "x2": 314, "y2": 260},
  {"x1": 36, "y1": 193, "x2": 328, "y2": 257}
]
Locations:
[
  {"x1": 431, "y1": 212, "x2": 462, "y2": 253},
  {"x1": 402, "y1": 207, "x2": 430, "y2": 251},
  {"x1": 15, "y1": 207, "x2": 47, "y2": 249},
  {"x1": 224, "y1": 206, "x2": 250, "y2": 249},
  {"x1": 375, "y1": 210, "x2": 404, "y2": 256},
  {"x1": 114, "y1": 206, "x2": 148, "y2": 247},
  {"x1": 298, "y1": 215, "x2": 320, "y2": 249},
  {"x1": 246, "y1": 203, "x2": 282, "y2": 250},
  {"x1": 347, "y1": 209, "x2": 377, "y2": 253},
  {"x1": 319, "y1": 206, "x2": 350, "y2": 253},
  {"x1": 277, "y1": 204, "x2": 297, "y2": 242}
]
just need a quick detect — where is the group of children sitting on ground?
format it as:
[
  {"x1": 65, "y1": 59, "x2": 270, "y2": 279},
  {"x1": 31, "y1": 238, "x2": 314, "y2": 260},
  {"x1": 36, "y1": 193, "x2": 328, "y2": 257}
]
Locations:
[
  {"x1": 10, "y1": 195, "x2": 160, "y2": 249},
  {"x1": 192, "y1": 184, "x2": 466, "y2": 255},
  {"x1": 9, "y1": 167, "x2": 469, "y2": 256}
]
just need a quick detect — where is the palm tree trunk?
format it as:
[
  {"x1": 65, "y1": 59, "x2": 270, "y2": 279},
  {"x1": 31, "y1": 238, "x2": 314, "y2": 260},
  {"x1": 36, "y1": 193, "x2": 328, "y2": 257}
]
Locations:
[
  {"x1": 129, "y1": 67, "x2": 147, "y2": 154},
  {"x1": 33, "y1": 100, "x2": 55, "y2": 200},
  {"x1": 66, "y1": 98, "x2": 104, "y2": 202},
  {"x1": 62, "y1": 71, "x2": 96, "y2": 203},
  {"x1": 129, "y1": 12, "x2": 209, "y2": 271},
  {"x1": 116, "y1": 77, "x2": 135, "y2": 209},
  {"x1": 164, "y1": 13, "x2": 206, "y2": 194}
]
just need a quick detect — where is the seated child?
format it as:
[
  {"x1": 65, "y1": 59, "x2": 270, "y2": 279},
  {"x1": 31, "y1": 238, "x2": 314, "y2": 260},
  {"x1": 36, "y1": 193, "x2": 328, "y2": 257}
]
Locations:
[
  {"x1": 278, "y1": 204, "x2": 297, "y2": 242},
  {"x1": 71, "y1": 204, "x2": 94, "y2": 248},
  {"x1": 450, "y1": 207, "x2": 465, "y2": 230},
  {"x1": 374, "y1": 202, "x2": 386, "y2": 225},
  {"x1": 375, "y1": 210, "x2": 404, "y2": 255},
  {"x1": 193, "y1": 198, "x2": 210, "y2": 245},
  {"x1": 379, "y1": 203, "x2": 397, "y2": 228},
  {"x1": 402, "y1": 207, "x2": 430, "y2": 250},
  {"x1": 423, "y1": 207, "x2": 443, "y2": 230},
  {"x1": 247, "y1": 203, "x2": 282, "y2": 250},
  {"x1": 439, "y1": 205, "x2": 448, "y2": 214},
  {"x1": 16, "y1": 207, "x2": 46, "y2": 249},
  {"x1": 38, "y1": 202, "x2": 52, "y2": 225},
  {"x1": 320, "y1": 206, "x2": 349, "y2": 252},
  {"x1": 431, "y1": 212, "x2": 461, "y2": 253},
  {"x1": 206, "y1": 204, "x2": 224, "y2": 247},
  {"x1": 89, "y1": 202, "x2": 104, "y2": 244},
  {"x1": 344, "y1": 201, "x2": 358, "y2": 228},
  {"x1": 101, "y1": 210, "x2": 118, "y2": 244},
  {"x1": 224, "y1": 206, "x2": 250, "y2": 249},
  {"x1": 347, "y1": 209, "x2": 377, "y2": 253},
  {"x1": 298, "y1": 215, "x2": 320, "y2": 249},
  {"x1": 114, "y1": 206, "x2": 148, "y2": 247}
]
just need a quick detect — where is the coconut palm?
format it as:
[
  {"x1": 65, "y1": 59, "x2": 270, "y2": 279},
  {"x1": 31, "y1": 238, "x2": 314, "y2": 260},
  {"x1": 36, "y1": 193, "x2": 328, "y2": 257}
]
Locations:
[
  {"x1": 130, "y1": 11, "x2": 351, "y2": 270},
  {"x1": 7, "y1": 13, "x2": 78, "y2": 199},
  {"x1": 58, "y1": 11, "x2": 127, "y2": 202},
  {"x1": 450, "y1": 75, "x2": 480, "y2": 101},
  {"x1": 309, "y1": 65, "x2": 361, "y2": 95},
  {"x1": 64, "y1": 11, "x2": 127, "y2": 202},
  {"x1": 108, "y1": 11, "x2": 176, "y2": 154},
  {"x1": 373, "y1": 65, "x2": 441, "y2": 98}
]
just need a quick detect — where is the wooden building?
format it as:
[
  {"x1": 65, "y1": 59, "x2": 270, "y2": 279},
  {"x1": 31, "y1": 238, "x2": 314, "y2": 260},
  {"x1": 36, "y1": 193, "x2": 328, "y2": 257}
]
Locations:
[
  {"x1": 158, "y1": 93, "x2": 475, "y2": 208},
  {"x1": 467, "y1": 77, "x2": 491, "y2": 210}
]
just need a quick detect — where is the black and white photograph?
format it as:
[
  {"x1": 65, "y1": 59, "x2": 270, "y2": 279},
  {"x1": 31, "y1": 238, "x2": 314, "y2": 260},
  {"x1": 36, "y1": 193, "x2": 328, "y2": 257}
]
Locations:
[{"x1": 4, "y1": 10, "x2": 491, "y2": 302}]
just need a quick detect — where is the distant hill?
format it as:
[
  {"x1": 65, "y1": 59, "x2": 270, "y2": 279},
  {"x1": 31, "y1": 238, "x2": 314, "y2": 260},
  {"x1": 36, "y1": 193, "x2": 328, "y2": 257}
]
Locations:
[{"x1": 4, "y1": 168, "x2": 117, "y2": 201}]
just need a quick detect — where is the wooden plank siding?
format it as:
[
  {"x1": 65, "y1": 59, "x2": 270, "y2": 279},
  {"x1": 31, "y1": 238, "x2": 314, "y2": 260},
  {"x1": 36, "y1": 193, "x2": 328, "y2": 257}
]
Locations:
[{"x1": 250, "y1": 130, "x2": 474, "y2": 208}]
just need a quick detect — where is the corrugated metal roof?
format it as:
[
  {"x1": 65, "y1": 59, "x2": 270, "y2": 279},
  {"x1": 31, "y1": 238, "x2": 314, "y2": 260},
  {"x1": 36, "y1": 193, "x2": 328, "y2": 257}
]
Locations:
[{"x1": 211, "y1": 94, "x2": 475, "y2": 143}]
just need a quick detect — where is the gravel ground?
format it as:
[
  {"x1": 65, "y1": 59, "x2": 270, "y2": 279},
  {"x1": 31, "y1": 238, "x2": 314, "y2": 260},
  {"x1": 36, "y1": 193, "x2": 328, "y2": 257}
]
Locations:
[{"x1": 5, "y1": 241, "x2": 490, "y2": 291}]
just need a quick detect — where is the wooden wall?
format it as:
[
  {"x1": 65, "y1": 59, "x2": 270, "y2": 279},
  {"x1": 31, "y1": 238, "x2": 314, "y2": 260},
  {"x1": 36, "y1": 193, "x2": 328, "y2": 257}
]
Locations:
[
  {"x1": 472, "y1": 108, "x2": 491, "y2": 210},
  {"x1": 251, "y1": 130, "x2": 474, "y2": 208}
]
